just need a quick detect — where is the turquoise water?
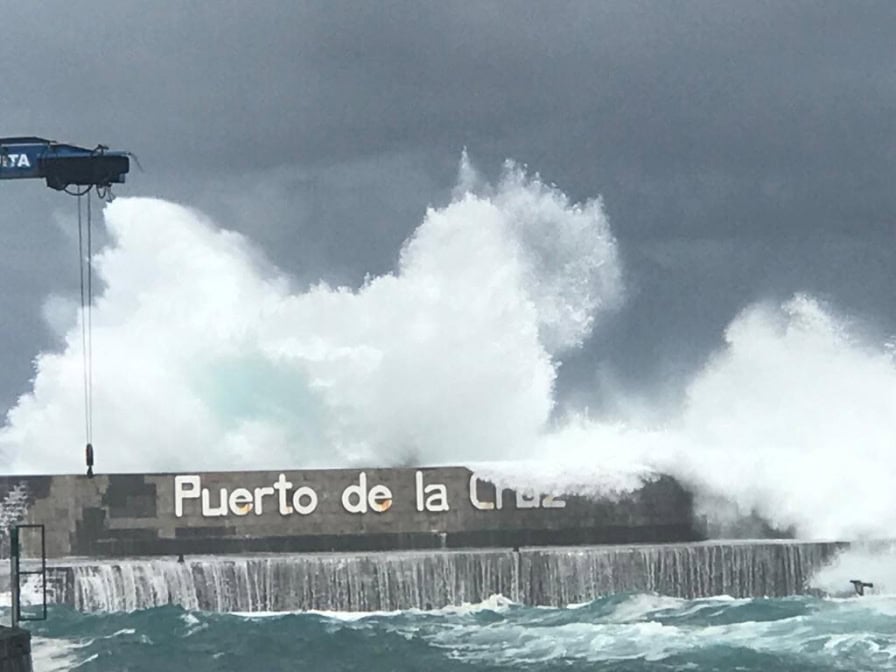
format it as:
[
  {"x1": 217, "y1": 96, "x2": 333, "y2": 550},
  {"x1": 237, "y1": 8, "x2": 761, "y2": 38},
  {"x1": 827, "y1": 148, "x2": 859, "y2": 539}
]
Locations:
[{"x1": 19, "y1": 593, "x2": 896, "y2": 671}]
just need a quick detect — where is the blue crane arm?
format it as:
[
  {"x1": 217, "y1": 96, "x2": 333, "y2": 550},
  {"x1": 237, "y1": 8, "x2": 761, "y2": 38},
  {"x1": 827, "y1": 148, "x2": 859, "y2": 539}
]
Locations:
[{"x1": 0, "y1": 136, "x2": 130, "y2": 191}]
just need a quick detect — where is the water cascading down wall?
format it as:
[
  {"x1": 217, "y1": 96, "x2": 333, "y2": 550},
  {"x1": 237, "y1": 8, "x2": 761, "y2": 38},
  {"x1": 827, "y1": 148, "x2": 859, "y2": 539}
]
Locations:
[{"x1": 0, "y1": 468, "x2": 845, "y2": 612}]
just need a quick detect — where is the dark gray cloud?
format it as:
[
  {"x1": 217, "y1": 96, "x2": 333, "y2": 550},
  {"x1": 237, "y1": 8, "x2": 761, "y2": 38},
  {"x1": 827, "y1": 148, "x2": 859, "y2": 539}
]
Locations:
[{"x1": 1, "y1": 0, "x2": 895, "y2": 414}]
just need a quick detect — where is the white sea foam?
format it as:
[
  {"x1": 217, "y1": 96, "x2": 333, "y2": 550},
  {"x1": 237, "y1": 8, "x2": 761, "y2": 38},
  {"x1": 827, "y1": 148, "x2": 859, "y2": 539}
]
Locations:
[
  {"x1": 422, "y1": 599, "x2": 896, "y2": 666},
  {"x1": 233, "y1": 593, "x2": 517, "y2": 621},
  {"x1": 600, "y1": 593, "x2": 687, "y2": 622},
  {"x1": 810, "y1": 542, "x2": 896, "y2": 596},
  {"x1": 467, "y1": 292, "x2": 896, "y2": 542},
  {"x1": 0, "y1": 158, "x2": 621, "y2": 474},
  {"x1": 0, "y1": 571, "x2": 47, "y2": 608},
  {"x1": 30, "y1": 637, "x2": 85, "y2": 672}
]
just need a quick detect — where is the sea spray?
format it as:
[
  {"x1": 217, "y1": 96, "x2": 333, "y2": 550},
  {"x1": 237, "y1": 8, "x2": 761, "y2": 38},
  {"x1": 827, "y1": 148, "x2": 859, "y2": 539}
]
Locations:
[
  {"x1": 666, "y1": 295, "x2": 896, "y2": 540},
  {"x1": 0, "y1": 160, "x2": 621, "y2": 474},
  {"x1": 2, "y1": 157, "x2": 895, "y2": 545},
  {"x1": 809, "y1": 541, "x2": 896, "y2": 596},
  {"x1": 517, "y1": 294, "x2": 896, "y2": 541}
]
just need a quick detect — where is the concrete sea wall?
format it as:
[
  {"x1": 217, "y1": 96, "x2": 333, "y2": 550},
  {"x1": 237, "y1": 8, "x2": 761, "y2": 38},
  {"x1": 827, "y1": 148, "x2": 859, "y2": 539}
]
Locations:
[
  {"x1": 7, "y1": 467, "x2": 845, "y2": 615},
  {"x1": 0, "y1": 467, "x2": 700, "y2": 559},
  {"x1": 45, "y1": 540, "x2": 846, "y2": 612}
]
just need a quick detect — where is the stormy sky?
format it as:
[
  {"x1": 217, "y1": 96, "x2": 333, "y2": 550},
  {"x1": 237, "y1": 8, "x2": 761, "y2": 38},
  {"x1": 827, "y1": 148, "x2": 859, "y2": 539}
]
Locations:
[{"x1": 1, "y1": 1, "x2": 895, "y2": 416}]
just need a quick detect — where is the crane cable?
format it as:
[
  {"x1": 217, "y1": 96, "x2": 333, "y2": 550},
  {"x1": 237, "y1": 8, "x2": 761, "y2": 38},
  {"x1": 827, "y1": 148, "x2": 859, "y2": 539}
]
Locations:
[{"x1": 76, "y1": 190, "x2": 95, "y2": 476}]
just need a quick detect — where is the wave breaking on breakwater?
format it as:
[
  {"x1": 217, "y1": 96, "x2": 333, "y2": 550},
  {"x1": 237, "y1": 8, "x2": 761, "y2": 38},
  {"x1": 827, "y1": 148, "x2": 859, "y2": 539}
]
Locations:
[{"x1": 0, "y1": 154, "x2": 894, "y2": 543}]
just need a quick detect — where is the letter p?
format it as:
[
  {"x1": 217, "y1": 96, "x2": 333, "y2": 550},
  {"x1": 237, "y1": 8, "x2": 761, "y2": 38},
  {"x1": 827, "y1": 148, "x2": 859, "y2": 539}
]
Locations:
[{"x1": 175, "y1": 475, "x2": 201, "y2": 517}]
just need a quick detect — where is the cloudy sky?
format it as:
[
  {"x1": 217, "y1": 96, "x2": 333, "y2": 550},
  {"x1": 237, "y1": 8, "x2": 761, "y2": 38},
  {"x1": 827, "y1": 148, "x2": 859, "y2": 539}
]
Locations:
[{"x1": 1, "y1": 0, "x2": 894, "y2": 416}]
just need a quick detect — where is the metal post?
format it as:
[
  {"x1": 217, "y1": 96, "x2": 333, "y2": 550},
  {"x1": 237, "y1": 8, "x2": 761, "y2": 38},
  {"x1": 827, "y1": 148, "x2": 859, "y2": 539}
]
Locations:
[
  {"x1": 10, "y1": 525, "x2": 48, "y2": 624},
  {"x1": 41, "y1": 525, "x2": 47, "y2": 617},
  {"x1": 10, "y1": 526, "x2": 19, "y2": 628}
]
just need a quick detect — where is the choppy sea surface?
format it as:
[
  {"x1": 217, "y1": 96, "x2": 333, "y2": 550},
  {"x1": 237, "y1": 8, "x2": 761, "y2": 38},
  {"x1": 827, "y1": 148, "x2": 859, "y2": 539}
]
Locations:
[{"x1": 12, "y1": 593, "x2": 896, "y2": 672}]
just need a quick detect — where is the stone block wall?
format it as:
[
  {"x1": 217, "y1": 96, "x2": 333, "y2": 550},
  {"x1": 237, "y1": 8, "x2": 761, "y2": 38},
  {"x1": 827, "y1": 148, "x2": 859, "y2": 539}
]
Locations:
[{"x1": 0, "y1": 467, "x2": 701, "y2": 559}]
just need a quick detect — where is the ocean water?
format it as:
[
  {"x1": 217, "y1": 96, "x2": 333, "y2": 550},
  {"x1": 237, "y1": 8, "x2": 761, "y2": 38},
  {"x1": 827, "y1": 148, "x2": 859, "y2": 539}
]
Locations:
[{"x1": 15, "y1": 593, "x2": 896, "y2": 672}]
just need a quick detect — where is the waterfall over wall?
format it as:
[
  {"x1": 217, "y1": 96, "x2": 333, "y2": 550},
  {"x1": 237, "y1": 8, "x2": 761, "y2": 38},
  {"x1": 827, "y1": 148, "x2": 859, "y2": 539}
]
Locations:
[
  {"x1": 55, "y1": 550, "x2": 519, "y2": 612},
  {"x1": 48, "y1": 541, "x2": 848, "y2": 613},
  {"x1": 521, "y1": 541, "x2": 846, "y2": 605}
]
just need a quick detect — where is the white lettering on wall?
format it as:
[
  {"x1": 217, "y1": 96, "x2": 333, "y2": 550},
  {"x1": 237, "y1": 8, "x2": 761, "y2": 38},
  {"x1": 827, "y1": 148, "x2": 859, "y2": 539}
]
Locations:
[
  {"x1": 515, "y1": 491, "x2": 539, "y2": 509},
  {"x1": 174, "y1": 475, "x2": 200, "y2": 517},
  {"x1": 274, "y1": 474, "x2": 293, "y2": 515},
  {"x1": 228, "y1": 488, "x2": 254, "y2": 516},
  {"x1": 172, "y1": 471, "x2": 566, "y2": 518},
  {"x1": 469, "y1": 474, "x2": 502, "y2": 510},
  {"x1": 174, "y1": 473, "x2": 321, "y2": 518},
  {"x1": 341, "y1": 472, "x2": 367, "y2": 513},
  {"x1": 468, "y1": 474, "x2": 565, "y2": 511},
  {"x1": 416, "y1": 471, "x2": 449, "y2": 512},
  {"x1": 292, "y1": 486, "x2": 318, "y2": 515},
  {"x1": 541, "y1": 495, "x2": 566, "y2": 509},
  {"x1": 254, "y1": 486, "x2": 275, "y2": 515},
  {"x1": 341, "y1": 472, "x2": 393, "y2": 513},
  {"x1": 368, "y1": 484, "x2": 393, "y2": 513},
  {"x1": 201, "y1": 488, "x2": 228, "y2": 517}
]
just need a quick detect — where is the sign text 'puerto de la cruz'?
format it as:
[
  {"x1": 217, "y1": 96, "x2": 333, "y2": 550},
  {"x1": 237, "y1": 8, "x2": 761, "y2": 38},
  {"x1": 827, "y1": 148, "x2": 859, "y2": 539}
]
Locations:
[{"x1": 174, "y1": 471, "x2": 566, "y2": 518}]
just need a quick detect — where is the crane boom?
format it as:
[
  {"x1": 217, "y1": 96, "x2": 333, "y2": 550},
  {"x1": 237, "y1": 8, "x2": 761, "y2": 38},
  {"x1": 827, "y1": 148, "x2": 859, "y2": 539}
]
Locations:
[{"x1": 0, "y1": 136, "x2": 130, "y2": 191}]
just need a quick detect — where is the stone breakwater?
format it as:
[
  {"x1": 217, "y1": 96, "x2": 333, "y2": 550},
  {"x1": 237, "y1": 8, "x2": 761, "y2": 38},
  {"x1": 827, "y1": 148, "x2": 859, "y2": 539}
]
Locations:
[
  {"x1": 42, "y1": 540, "x2": 847, "y2": 613},
  {"x1": 0, "y1": 467, "x2": 699, "y2": 559}
]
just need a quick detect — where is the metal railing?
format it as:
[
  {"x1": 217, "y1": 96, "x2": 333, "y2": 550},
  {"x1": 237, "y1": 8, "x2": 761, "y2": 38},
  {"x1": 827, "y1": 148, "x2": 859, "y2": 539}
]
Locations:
[{"x1": 9, "y1": 524, "x2": 47, "y2": 628}]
